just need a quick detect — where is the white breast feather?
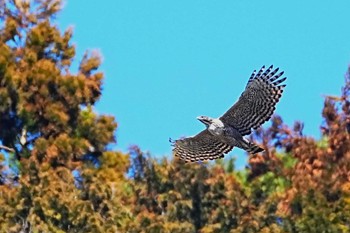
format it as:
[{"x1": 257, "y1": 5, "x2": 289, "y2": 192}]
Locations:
[
  {"x1": 212, "y1": 118, "x2": 224, "y2": 128},
  {"x1": 208, "y1": 118, "x2": 224, "y2": 136}
]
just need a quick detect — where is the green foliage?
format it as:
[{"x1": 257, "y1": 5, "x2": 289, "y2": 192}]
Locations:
[
  {"x1": 1, "y1": 0, "x2": 350, "y2": 232},
  {"x1": 0, "y1": 1, "x2": 129, "y2": 232}
]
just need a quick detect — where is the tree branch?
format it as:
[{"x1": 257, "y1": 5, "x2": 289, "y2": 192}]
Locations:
[{"x1": 0, "y1": 145, "x2": 15, "y2": 153}]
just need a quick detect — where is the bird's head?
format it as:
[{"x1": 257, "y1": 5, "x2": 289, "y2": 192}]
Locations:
[{"x1": 197, "y1": 116, "x2": 214, "y2": 127}]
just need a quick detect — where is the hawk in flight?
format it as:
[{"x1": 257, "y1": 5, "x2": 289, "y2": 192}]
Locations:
[{"x1": 171, "y1": 65, "x2": 286, "y2": 162}]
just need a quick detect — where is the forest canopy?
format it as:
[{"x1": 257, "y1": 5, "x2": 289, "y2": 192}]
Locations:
[{"x1": 0, "y1": 0, "x2": 350, "y2": 232}]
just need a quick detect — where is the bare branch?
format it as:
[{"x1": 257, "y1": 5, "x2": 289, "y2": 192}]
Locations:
[{"x1": 0, "y1": 145, "x2": 15, "y2": 153}]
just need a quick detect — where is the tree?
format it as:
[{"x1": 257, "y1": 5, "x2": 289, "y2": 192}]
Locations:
[
  {"x1": 125, "y1": 67, "x2": 350, "y2": 232},
  {"x1": 0, "y1": 1, "x2": 131, "y2": 232},
  {"x1": 1, "y1": 1, "x2": 350, "y2": 232}
]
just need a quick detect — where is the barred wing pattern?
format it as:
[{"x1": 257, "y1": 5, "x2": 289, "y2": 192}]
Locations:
[
  {"x1": 220, "y1": 65, "x2": 286, "y2": 136},
  {"x1": 172, "y1": 130, "x2": 233, "y2": 162}
]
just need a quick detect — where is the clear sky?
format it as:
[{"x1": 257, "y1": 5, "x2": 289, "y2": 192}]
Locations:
[{"x1": 58, "y1": 1, "x2": 350, "y2": 168}]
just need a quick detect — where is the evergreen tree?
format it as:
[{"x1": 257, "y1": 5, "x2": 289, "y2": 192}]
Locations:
[
  {"x1": 0, "y1": 1, "x2": 131, "y2": 232},
  {"x1": 1, "y1": 1, "x2": 350, "y2": 232}
]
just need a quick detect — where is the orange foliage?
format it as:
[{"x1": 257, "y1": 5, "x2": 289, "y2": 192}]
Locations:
[{"x1": 0, "y1": 1, "x2": 350, "y2": 232}]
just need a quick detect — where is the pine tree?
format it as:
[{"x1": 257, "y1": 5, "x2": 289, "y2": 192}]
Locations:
[
  {"x1": 0, "y1": 1, "x2": 131, "y2": 232},
  {"x1": 1, "y1": 1, "x2": 350, "y2": 232}
]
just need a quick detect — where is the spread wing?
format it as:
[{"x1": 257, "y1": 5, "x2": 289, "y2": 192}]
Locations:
[
  {"x1": 171, "y1": 130, "x2": 233, "y2": 162},
  {"x1": 220, "y1": 65, "x2": 286, "y2": 136}
]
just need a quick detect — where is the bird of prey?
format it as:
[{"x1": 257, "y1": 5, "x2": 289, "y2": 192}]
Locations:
[{"x1": 170, "y1": 65, "x2": 286, "y2": 162}]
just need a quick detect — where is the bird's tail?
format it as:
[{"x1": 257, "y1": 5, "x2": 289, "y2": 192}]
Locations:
[{"x1": 245, "y1": 142, "x2": 264, "y2": 154}]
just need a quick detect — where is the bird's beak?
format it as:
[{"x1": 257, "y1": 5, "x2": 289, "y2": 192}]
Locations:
[{"x1": 197, "y1": 117, "x2": 208, "y2": 125}]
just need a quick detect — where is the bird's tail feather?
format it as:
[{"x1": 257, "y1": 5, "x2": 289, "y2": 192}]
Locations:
[{"x1": 246, "y1": 142, "x2": 264, "y2": 154}]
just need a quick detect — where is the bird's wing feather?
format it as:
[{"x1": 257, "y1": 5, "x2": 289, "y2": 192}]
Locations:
[
  {"x1": 220, "y1": 65, "x2": 286, "y2": 136},
  {"x1": 172, "y1": 130, "x2": 233, "y2": 162}
]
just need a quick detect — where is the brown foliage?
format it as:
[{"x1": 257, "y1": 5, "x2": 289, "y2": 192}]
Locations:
[{"x1": 0, "y1": 1, "x2": 350, "y2": 232}]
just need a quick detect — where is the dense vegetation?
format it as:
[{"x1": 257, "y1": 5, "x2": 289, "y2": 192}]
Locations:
[{"x1": 0, "y1": 1, "x2": 349, "y2": 232}]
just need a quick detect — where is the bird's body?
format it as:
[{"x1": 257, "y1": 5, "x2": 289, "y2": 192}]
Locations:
[
  {"x1": 207, "y1": 118, "x2": 224, "y2": 136},
  {"x1": 198, "y1": 116, "x2": 263, "y2": 154},
  {"x1": 171, "y1": 65, "x2": 287, "y2": 162}
]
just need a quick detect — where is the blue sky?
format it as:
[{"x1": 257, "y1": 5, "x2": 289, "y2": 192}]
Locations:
[{"x1": 59, "y1": 1, "x2": 350, "y2": 168}]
